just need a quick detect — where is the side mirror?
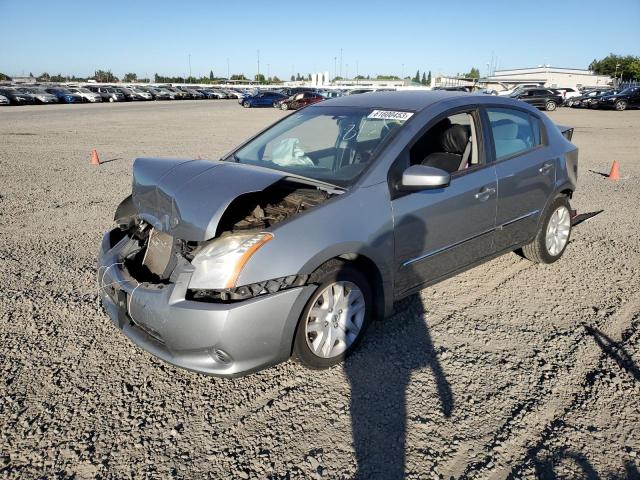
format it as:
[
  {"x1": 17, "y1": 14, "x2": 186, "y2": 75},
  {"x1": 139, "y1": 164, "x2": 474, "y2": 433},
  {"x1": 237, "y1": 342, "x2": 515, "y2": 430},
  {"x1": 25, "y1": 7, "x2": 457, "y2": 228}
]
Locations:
[{"x1": 399, "y1": 165, "x2": 450, "y2": 191}]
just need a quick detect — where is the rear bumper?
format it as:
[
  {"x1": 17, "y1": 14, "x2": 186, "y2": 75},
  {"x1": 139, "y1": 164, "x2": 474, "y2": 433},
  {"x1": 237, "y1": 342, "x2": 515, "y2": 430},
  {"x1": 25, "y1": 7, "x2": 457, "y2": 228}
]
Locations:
[{"x1": 98, "y1": 231, "x2": 314, "y2": 377}]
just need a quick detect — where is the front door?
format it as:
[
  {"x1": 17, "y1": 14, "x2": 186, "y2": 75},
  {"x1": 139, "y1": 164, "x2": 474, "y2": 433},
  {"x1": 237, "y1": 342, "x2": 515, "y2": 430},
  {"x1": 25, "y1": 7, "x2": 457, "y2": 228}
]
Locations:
[{"x1": 392, "y1": 166, "x2": 498, "y2": 296}]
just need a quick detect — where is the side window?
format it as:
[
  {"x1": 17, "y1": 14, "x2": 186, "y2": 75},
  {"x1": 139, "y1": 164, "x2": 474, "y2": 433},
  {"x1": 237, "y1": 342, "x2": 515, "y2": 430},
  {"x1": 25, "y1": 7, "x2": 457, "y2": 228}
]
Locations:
[
  {"x1": 408, "y1": 110, "x2": 480, "y2": 174},
  {"x1": 487, "y1": 108, "x2": 541, "y2": 160}
]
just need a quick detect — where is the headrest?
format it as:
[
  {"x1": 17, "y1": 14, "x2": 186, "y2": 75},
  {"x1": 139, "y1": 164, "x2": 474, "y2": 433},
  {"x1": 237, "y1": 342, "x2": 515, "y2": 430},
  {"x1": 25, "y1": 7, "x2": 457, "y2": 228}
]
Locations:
[
  {"x1": 491, "y1": 120, "x2": 518, "y2": 139},
  {"x1": 440, "y1": 124, "x2": 469, "y2": 154}
]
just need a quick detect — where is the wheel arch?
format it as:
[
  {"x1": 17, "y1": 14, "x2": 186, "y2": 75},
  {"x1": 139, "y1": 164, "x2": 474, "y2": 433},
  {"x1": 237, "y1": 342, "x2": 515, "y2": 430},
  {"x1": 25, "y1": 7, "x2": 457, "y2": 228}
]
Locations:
[{"x1": 306, "y1": 253, "x2": 391, "y2": 321}]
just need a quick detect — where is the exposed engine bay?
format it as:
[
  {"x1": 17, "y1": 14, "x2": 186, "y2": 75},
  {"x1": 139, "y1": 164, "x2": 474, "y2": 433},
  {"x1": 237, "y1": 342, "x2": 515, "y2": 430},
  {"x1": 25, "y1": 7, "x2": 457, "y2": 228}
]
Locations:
[{"x1": 113, "y1": 180, "x2": 333, "y2": 300}]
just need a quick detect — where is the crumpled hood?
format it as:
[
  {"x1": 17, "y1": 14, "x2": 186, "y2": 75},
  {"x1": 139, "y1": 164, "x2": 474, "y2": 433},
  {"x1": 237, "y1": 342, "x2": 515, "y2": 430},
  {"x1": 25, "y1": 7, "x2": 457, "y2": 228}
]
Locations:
[{"x1": 131, "y1": 158, "x2": 287, "y2": 241}]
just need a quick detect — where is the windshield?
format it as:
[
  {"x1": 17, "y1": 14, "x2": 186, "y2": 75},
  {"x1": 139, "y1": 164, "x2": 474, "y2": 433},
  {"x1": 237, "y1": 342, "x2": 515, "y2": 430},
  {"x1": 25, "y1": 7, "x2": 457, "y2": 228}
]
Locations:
[
  {"x1": 230, "y1": 106, "x2": 412, "y2": 187},
  {"x1": 617, "y1": 87, "x2": 636, "y2": 95}
]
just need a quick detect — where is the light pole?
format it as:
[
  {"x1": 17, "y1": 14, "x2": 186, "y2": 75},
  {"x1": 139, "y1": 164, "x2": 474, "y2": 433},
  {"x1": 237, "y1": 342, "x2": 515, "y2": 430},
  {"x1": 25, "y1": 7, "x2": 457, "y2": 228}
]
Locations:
[
  {"x1": 401, "y1": 63, "x2": 404, "y2": 79},
  {"x1": 267, "y1": 64, "x2": 270, "y2": 81},
  {"x1": 257, "y1": 50, "x2": 260, "y2": 82},
  {"x1": 188, "y1": 53, "x2": 192, "y2": 82},
  {"x1": 334, "y1": 56, "x2": 337, "y2": 81},
  {"x1": 227, "y1": 57, "x2": 230, "y2": 80},
  {"x1": 614, "y1": 63, "x2": 621, "y2": 84},
  {"x1": 340, "y1": 48, "x2": 343, "y2": 78}
]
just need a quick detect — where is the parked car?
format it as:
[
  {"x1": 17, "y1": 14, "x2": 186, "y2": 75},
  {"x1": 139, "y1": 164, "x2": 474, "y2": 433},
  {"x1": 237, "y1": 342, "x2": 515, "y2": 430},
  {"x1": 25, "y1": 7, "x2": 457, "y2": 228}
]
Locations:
[
  {"x1": 241, "y1": 91, "x2": 286, "y2": 107},
  {"x1": 111, "y1": 87, "x2": 136, "y2": 101},
  {"x1": 277, "y1": 91, "x2": 325, "y2": 110},
  {"x1": 16, "y1": 87, "x2": 59, "y2": 104},
  {"x1": 0, "y1": 87, "x2": 36, "y2": 105},
  {"x1": 348, "y1": 89, "x2": 375, "y2": 95},
  {"x1": 497, "y1": 84, "x2": 542, "y2": 96},
  {"x1": 552, "y1": 87, "x2": 580, "y2": 102},
  {"x1": 0, "y1": 94, "x2": 10, "y2": 106},
  {"x1": 140, "y1": 86, "x2": 173, "y2": 100},
  {"x1": 66, "y1": 87, "x2": 102, "y2": 103},
  {"x1": 85, "y1": 86, "x2": 125, "y2": 102},
  {"x1": 163, "y1": 86, "x2": 189, "y2": 100},
  {"x1": 596, "y1": 86, "x2": 640, "y2": 111},
  {"x1": 44, "y1": 88, "x2": 83, "y2": 104},
  {"x1": 128, "y1": 87, "x2": 153, "y2": 101},
  {"x1": 98, "y1": 91, "x2": 578, "y2": 377},
  {"x1": 566, "y1": 89, "x2": 612, "y2": 108},
  {"x1": 510, "y1": 88, "x2": 563, "y2": 111}
]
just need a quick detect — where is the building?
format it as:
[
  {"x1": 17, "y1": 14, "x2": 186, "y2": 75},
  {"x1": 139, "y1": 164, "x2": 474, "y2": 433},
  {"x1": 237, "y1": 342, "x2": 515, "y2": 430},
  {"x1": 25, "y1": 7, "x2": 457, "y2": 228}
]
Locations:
[{"x1": 486, "y1": 66, "x2": 611, "y2": 92}]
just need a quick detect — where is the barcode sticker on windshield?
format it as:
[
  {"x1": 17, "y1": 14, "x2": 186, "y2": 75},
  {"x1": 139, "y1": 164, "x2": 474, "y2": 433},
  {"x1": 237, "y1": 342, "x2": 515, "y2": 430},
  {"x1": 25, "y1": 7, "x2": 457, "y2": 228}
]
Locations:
[{"x1": 368, "y1": 110, "x2": 414, "y2": 121}]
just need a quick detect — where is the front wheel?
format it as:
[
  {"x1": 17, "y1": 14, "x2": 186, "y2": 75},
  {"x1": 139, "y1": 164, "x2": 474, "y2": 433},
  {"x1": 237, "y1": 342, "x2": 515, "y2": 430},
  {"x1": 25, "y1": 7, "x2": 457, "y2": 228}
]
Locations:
[
  {"x1": 521, "y1": 196, "x2": 572, "y2": 264},
  {"x1": 545, "y1": 101, "x2": 557, "y2": 111},
  {"x1": 242, "y1": 100, "x2": 251, "y2": 108},
  {"x1": 292, "y1": 262, "x2": 372, "y2": 369},
  {"x1": 615, "y1": 100, "x2": 627, "y2": 111},
  {"x1": 280, "y1": 102, "x2": 289, "y2": 110}
]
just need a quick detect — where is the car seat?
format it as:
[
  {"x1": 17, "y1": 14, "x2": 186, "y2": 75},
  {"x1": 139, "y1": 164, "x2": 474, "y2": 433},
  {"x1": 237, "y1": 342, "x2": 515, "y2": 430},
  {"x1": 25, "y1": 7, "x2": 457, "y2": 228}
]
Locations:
[{"x1": 421, "y1": 124, "x2": 471, "y2": 173}]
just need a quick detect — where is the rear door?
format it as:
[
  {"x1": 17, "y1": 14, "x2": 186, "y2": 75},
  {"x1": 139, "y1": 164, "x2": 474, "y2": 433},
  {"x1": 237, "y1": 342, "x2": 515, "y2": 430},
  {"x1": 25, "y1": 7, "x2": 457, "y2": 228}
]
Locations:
[
  {"x1": 485, "y1": 106, "x2": 556, "y2": 251},
  {"x1": 630, "y1": 87, "x2": 640, "y2": 107}
]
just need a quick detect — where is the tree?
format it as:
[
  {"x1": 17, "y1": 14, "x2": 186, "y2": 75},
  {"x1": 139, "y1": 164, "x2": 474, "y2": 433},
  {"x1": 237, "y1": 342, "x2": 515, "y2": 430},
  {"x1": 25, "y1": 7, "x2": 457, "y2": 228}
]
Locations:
[
  {"x1": 589, "y1": 53, "x2": 640, "y2": 81},
  {"x1": 0, "y1": 72, "x2": 10, "y2": 81},
  {"x1": 414, "y1": 70, "x2": 420, "y2": 83},
  {"x1": 272, "y1": 76, "x2": 281, "y2": 83},
  {"x1": 254, "y1": 73, "x2": 266, "y2": 83},
  {"x1": 37, "y1": 72, "x2": 50, "y2": 82},
  {"x1": 465, "y1": 67, "x2": 480, "y2": 79},
  {"x1": 50, "y1": 74, "x2": 67, "y2": 82},
  {"x1": 427, "y1": 70, "x2": 432, "y2": 86},
  {"x1": 123, "y1": 72, "x2": 137, "y2": 82},
  {"x1": 209, "y1": 70, "x2": 214, "y2": 81},
  {"x1": 421, "y1": 72, "x2": 427, "y2": 85},
  {"x1": 290, "y1": 75, "x2": 295, "y2": 81},
  {"x1": 94, "y1": 69, "x2": 118, "y2": 82},
  {"x1": 296, "y1": 73, "x2": 302, "y2": 81}
]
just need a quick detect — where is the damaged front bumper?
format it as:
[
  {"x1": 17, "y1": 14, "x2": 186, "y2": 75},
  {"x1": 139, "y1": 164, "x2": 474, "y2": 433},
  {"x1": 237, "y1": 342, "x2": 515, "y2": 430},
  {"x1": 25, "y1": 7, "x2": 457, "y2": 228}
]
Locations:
[{"x1": 97, "y1": 230, "x2": 314, "y2": 377}]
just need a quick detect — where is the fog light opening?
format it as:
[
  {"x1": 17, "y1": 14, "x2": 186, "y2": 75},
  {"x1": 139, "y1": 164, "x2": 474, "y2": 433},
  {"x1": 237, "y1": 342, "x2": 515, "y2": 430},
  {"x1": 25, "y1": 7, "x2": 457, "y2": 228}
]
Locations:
[{"x1": 210, "y1": 349, "x2": 232, "y2": 365}]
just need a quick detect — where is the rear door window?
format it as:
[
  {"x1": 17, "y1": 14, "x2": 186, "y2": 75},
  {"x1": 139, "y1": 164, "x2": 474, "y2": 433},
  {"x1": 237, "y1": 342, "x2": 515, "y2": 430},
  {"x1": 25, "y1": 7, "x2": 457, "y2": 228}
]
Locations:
[{"x1": 486, "y1": 108, "x2": 542, "y2": 160}]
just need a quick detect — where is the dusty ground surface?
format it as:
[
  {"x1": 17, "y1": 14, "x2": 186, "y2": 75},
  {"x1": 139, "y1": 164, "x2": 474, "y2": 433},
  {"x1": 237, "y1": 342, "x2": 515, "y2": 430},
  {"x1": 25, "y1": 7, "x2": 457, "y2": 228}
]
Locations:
[{"x1": 0, "y1": 100, "x2": 638, "y2": 479}]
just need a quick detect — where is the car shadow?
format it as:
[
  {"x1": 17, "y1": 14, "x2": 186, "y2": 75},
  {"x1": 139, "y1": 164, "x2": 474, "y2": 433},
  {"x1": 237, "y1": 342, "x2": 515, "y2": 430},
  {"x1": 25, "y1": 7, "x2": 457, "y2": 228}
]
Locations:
[{"x1": 343, "y1": 214, "x2": 454, "y2": 479}]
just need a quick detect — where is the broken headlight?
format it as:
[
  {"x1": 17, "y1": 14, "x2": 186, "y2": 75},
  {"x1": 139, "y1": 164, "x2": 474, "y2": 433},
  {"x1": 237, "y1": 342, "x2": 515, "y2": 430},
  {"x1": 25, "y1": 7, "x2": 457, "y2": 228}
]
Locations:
[{"x1": 189, "y1": 232, "x2": 273, "y2": 289}]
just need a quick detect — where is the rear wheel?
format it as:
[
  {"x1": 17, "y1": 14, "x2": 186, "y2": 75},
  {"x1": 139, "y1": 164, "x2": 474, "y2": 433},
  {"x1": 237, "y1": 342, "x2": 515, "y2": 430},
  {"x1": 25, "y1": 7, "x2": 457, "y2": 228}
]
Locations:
[
  {"x1": 293, "y1": 262, "x2": 372, "y2": 369},
  {"x1": 615, "y1": 100, "x2": 627, "y2": 111},
  {"x1": 545, "y1": 100, "x2": 557, "y2": 111},
  {"x1": 521, "y1": 196, "x2": 571, "y2": 264}
]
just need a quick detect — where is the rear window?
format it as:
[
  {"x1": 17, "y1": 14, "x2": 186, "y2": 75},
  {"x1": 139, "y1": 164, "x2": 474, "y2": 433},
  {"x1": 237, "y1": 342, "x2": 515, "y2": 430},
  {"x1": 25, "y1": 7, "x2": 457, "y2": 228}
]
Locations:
[{"x1": 487, "y1": 108, "x2": 543, "y2": 160}]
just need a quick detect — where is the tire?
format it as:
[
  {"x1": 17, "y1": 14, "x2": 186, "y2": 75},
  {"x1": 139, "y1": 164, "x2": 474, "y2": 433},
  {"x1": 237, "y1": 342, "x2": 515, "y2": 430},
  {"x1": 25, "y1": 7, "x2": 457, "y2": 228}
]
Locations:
[
  {"x1": 615, "y1": 100, "x2": 627, "y2": 111},
  {"x1": 545, "y1": 101, "x2": 557, "y2": 111},
  {"x1": 280, "y1": 102, "x2": 289, "y2": 110},
  {"x1": 109, "y1": 97, "x2": 115, "y2": 103},
  {"x1": 292, "y1": 261, "x2": 372, "y2": 369},
  {"x1": 242, "y1": 100, "x2": 251, "y2": 108},
  {"x1": 521, "y1": 195, "x2": 572, "y2": 264}
]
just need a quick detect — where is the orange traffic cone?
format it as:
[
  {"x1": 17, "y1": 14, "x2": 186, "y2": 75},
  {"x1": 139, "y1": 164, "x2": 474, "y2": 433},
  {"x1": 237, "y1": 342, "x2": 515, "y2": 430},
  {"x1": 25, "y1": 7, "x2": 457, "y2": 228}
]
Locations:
[
  {"x1": 90, "y1": 149, "x2": 101, "y2": 166},
  {"x1": 608, "y1": 160, "x2": 620, "y2": 180}
]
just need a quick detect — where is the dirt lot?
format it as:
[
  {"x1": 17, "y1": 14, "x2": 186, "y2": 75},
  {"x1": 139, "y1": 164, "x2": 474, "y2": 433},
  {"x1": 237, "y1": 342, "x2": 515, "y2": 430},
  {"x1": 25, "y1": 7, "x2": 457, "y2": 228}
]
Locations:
[{"x1": 1, "y1": 100, "x2": 639, "y2": 479}]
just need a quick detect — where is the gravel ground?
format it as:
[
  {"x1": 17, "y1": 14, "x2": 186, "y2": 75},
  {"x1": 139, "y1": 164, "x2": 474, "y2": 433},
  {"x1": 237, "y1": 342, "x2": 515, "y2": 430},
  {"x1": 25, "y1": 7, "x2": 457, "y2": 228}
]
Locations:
[{"x1": 1, "y1": 100, "x2": 639, "y2": 479}]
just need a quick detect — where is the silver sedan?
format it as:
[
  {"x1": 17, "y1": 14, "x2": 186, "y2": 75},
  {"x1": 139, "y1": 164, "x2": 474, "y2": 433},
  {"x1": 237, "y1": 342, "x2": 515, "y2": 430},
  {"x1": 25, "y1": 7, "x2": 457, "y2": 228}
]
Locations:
[{"x1": 98, "y1": 91, "x2": 578, "y2": 377}]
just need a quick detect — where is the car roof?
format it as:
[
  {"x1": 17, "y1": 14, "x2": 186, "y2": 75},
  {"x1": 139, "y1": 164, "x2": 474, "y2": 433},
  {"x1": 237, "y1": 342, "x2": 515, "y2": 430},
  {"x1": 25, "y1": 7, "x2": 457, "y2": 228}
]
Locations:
[{"x1": 313, "y1": 90, "x2": 478, "y2": 112}]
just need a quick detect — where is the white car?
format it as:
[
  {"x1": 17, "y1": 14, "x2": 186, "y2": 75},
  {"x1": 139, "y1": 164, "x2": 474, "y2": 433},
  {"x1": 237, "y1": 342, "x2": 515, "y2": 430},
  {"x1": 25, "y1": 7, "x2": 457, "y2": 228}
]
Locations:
[
  {"x1": 68, "y1": 87, "x2": 102, "y2": 103},
  {"x1": 554, "y1": 88, "x2": 581, "y2": 100},
  {"x1": 0, "y1": 94, "x2": 9, "y2": 106}
]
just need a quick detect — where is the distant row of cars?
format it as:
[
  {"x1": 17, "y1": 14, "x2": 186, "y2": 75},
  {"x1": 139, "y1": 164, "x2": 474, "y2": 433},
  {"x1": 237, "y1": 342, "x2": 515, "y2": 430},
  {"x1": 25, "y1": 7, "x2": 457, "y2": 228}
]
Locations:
[
  {"x1": 0, "y1": 84, "x2": 245, "y2": 106},
  {"x1": 565, "y1": 86, "x2": 640, "y2": 111}
]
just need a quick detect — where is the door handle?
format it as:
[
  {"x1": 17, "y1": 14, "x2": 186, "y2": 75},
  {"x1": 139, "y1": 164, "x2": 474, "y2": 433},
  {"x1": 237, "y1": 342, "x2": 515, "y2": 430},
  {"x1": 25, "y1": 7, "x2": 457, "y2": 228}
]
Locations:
[
  {"x1": 539, "y1": 163, "x2": 553, "y2": 174},
  {"x1": 474, "y1": 186, "x2": 496, "y2": 201}
]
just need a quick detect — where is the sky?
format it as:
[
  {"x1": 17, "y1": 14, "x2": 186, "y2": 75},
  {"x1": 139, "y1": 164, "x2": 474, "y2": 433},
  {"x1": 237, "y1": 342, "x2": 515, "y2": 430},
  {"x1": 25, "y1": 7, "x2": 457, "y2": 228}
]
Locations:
[{"x1": 1, "y1": 0, "x2": 639, "y2": 80}]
